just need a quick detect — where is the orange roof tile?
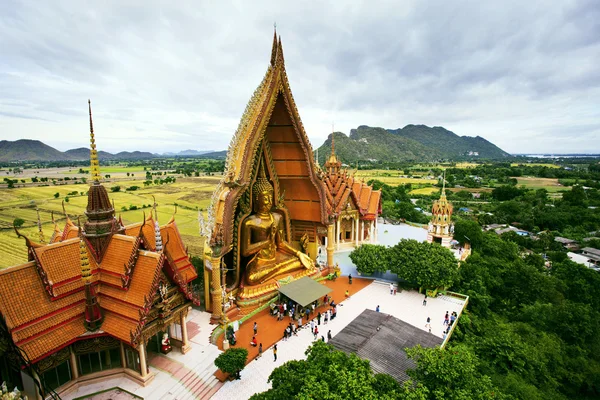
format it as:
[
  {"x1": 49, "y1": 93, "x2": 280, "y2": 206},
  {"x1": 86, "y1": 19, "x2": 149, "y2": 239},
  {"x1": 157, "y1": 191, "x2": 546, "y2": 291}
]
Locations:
[
  {"x1": 33, "y1": 239, "x2": 81, "y2": 286},
  {"x1": 98, "y1": 234, "x2": 138, "y2": 275},
  {"x1": 99, "y1": 251, "x2": 162, "y2": 308},
  {"x1": 367, "y1": 190, "x2": 381, "y2": 216},
  {"x1": 19, "y1": 317, "x2": 87, "y2": 362},
  {"x1": 102, "y1": 311, "x2": 138, "y2": 343},
  {"x1": 0, "y1": 263, "x2": 85, "y2": 330},
  {"x1": 161, "y1": 222, "x2": 197, "y2": 282}
]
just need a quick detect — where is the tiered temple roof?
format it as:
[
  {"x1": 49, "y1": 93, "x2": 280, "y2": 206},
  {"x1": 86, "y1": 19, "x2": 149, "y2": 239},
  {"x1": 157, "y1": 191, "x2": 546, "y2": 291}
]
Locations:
[
  {"x1": 322, "y1": 133, "x2": 381, "y2": 220},
  {"x1": 0, "y1": 102, "x2": 198, "y2": 364}
]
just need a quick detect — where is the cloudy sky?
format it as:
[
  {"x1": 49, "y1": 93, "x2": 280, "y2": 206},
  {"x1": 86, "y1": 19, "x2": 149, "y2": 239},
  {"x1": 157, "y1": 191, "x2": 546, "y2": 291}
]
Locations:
[{"x1": 1, "y1": 0, "x2": 599, "y2": 155}]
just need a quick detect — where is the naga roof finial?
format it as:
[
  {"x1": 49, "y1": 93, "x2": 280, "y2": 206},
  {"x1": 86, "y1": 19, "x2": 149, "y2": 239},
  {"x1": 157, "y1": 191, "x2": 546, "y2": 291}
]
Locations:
[
  {"x1": 88, "y1": 99, "x2": 101, "y2": 183},
  {"x1": 36, "y1": 207, "x2": 45, "y2": 243}
]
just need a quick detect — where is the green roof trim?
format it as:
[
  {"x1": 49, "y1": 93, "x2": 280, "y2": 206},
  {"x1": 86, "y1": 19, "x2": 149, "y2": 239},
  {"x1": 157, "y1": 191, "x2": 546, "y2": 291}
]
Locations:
[{"x1": 277, "y1": 276, "x2": 333, "y2": 307}]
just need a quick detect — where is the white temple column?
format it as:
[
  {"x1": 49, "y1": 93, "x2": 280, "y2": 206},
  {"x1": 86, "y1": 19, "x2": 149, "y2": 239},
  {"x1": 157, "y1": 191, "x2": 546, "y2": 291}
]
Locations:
[
  {"x1": 354, "y1": 217, "x2": 359, "y2": 246},
  {"x1": 70, "y1": 346, "x2": 79, "y2": 379},
  {"x1": 370, "y1": 221, "x2": 374, "y2": 243},
  {"x1": 181, "y1": 311, "x2": 191, "y2": 354},
  {"x1": 138, "y1": 341, "x2": 148, "y2": 378},
  {"x1": 374, "y1": 218, "x2": 378, "y2": 242}
]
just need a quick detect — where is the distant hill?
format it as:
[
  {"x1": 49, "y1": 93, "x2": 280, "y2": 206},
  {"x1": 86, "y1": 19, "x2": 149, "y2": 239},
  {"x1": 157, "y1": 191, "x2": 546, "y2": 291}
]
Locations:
[
  {"x1": 315, "y1": 125, "x2": 509, "y2": 164},
  {"x1": 0, "y1": 139, "x2": 71, "y2": 162},
  {"x1": 0, "y1": 140, "x2": 158, "y2": 162},
  {"x1": 65, "y1": 147, "x2": 113, "y2": 160}
]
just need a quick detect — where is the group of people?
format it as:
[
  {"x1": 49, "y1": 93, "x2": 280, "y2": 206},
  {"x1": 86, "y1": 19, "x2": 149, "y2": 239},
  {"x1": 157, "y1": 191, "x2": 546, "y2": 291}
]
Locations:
[{"x1": 250, "y1": 321, "x2": 264, "y2": 358}]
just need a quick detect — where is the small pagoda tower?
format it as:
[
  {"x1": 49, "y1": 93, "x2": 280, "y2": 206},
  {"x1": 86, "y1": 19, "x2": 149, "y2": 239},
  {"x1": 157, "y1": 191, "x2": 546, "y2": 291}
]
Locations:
[
  {"x1": 427, "y1": 175, "x2": 454, "y2": 248},
  {"x1": 83, "y1": 100, "x2": 116, "y2": 262}
]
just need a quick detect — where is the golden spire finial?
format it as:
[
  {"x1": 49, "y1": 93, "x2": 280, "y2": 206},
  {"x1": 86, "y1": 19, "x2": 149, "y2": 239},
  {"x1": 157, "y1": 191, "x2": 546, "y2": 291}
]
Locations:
[
  {"x1": 76, "y1": 216, "x2": 91, "y2": 282},
  {"x1": 441, "y1": 170, "x2": 446, "y2": 196},
  {"x1": 152, "y1": 195, "x2": 158, "y2": 222},
  {"x1": 36, "y1": 207, "x2": 45, "y2": 243},
  {"x1": 88, "y1": 100, "x2": 101, "y2": 183}
]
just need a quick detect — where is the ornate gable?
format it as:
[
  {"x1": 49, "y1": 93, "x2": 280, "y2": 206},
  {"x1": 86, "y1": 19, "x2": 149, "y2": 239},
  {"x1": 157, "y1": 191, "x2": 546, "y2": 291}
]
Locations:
[{"x1": 206, "y1": 31, "x2": 329, "y2": 255}]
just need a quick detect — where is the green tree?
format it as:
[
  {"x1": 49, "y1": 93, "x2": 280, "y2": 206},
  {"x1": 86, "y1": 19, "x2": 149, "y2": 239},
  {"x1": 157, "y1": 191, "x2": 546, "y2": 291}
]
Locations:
[
  {"x1": 53, "y1": 192, "x2": 60, "y2": 198},
  {"x1": 406, "y1": 344, "x2": 506, "y2": 399},
  {"x1": 251, "y1": 342, "x2": 421, "y2": 400},
  {"x1": 349, "y1": 244, "x2": 389, "y2": 275},
  {"x1": 13, "y1": 218, "x2": 25, "y2": 228},
  {"x1": 111, "y1": 185, "x2": 121, "y2": 192},
  {"x1": 453, "y1": 219, "x2": 483, "y2": 248},
  {"x1": 214, "y1": 348, "x2": 248, "y2": 380},
  {"x1": 390, "y1": 240, "x2": 458, "y2": 289}
]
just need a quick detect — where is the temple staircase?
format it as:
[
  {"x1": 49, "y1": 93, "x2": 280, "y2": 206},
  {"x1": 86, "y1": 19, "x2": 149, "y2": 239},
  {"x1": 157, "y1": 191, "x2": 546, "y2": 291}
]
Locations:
[{"x1": 150, "y1": 345, "x2": 223, "y2": 399}]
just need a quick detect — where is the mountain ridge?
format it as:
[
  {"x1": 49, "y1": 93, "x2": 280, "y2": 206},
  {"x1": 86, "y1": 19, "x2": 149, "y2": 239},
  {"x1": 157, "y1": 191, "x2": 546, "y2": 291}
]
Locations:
[{"x1": 316, "y1": 124, "x2": 509, "y2": 164}]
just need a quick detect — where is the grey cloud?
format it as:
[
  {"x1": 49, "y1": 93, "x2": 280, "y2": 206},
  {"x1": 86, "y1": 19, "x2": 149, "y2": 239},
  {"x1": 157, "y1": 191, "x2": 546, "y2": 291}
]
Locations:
[{"x1": 0, "y1": 0, "x2": 599, "y2": 154}]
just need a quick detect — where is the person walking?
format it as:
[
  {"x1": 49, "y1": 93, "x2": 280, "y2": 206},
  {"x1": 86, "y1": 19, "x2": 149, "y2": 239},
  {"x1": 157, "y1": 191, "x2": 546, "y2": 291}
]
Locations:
[
  {"x1": 327, "y1": 330, "x2": 332, "y2": 341},
  {"x1": 444, "y1": 311, "x2": 449, "y2": 326},
  {"x1": 317, "y1": 312, "x2": 322, "y2": 325},
  {"x1": 314, "y1": 325, "x2": 319, "y2": 340},
  {"x1": 422, "y1": 294, "x2": 427, "y2": 306},
  {"x1": 348, "y1": 274, "x2": 353, "y2": 284},
  {"x1": 253, "y1": 322, "x2": 258, "y2": 335},
  {"x1": 389, "y1": 283, "x2": 394, "y2": 295},
  {"x1": 324, "y1": 311, "x2": 329, "y2": 325},
  {"x1": 273, "y1": 344, "x2": 277, "y2": 362},
  {"x1": 376, "y1": 305, "x2": 380, "y2": 312},
  {"x1": 258, "y1": 343, "x2": 263, "y2": 358},
  {"x1": 425, "y1": 317, "x2": 431, "y2": 332},
  {"x1": 310, "y1": 319, "x2": 315, "y2": 334}
]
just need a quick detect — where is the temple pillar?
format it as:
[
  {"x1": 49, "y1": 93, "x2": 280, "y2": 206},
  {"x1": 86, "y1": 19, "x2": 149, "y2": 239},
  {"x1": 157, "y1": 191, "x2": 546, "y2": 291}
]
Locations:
[
  {"x1": 354, "y1": 216, "x2": 359, "y2": 246},
  {"x1": 120, "y1": 342, "x2": 127, "y2": 368},
  {"x1": 326, "y1": 224, "x2": 335, "y2": 267},
  {"x1": 69, "y1": 346, "x2": 79, "y2": 379},
  {"x1": 359, "y1": 220, "x2": 364, "y2": 242},
  {"x1": 208, "y1": 255, "x2": 223, "y2": 324},
  {"x1": 369, "y1": 221, "x2": 374, "y2": 243},
  {"x1": 138, "y1": 341, "x2": 148, "y2": 378},
  {"x1": 180, "y1": 311, "x2": 191, "y2": 354},
  {"x1": 336, "y1": 219, "x2": 341, "y2": 250},
  {"x1": 374, "y1": 218, "x2": 378, "y2": 242}
]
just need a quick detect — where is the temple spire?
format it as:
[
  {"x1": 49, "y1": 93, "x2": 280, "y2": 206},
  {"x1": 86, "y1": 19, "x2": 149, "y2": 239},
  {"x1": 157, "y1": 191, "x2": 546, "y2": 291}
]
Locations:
[
  {"x1": 270, "y1": 25, "x2": 278, "y2": 66},
  {"x1": 89, "y1": 100, "x2": 101, "y2": 183},
  {"x1": 441, "y1": 170, "x2": 446, "y2": 196},
  {"x1": 84, "y1": 100, "x2": 115, "y2": 262}
]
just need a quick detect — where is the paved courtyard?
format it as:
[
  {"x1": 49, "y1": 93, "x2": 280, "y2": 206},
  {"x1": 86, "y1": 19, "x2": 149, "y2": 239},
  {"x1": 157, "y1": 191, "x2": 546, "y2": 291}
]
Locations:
[{"x1": 212, "y1": 280, "x2": 466, "y2": 400}]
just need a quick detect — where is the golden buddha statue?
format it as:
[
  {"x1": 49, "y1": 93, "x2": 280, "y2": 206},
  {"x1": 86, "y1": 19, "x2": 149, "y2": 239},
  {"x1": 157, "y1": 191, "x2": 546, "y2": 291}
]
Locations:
[{"x1": 241, "y1": 164, "x2": 315, "y2": 285}]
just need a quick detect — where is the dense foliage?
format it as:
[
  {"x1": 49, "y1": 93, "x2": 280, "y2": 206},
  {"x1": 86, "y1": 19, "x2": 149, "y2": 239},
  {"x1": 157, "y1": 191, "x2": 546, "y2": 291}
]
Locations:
[
  {"x1": 350, "y1": 240, "x2": 458, "y2": 289},
  {"x1": 451, "y1": 232, "x2": 600, "y2": 398},
  {"x1": 250, "y1": 341, "x2": 422, "y2": 400}
]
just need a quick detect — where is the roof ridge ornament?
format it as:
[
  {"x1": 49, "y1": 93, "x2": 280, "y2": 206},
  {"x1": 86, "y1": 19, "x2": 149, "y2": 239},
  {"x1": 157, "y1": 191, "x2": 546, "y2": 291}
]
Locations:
[
  {"x1": 36, "y1": 207, "x2": 45, "y2": 243},
  {"x1": 88, "y1": 100, "x2": 101, "y2": 183},
  {"x1": 270, "y1": 24, "x2": 278, "y2": 66}
]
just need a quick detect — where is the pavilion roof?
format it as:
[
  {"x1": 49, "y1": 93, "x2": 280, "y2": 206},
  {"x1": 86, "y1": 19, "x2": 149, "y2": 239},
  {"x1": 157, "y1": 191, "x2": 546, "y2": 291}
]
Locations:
[{"x1": 0, "y1": 209, "x2": 197, "y2": 363}]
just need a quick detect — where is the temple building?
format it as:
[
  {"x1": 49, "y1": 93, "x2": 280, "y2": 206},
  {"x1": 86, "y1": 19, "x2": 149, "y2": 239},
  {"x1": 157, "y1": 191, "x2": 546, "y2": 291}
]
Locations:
[
  {"x1": 0, "y1": 101, "x2": 200, "y2": 400},
  {"x1": 202, "y1": 31, "x2": 336, "y2": 325},
  {"x1": 427, "y1": 180, "x2": 454, "y2": 248},
  {"x1": 321, "y1": 132, "x2": 381, "y2": 250}
]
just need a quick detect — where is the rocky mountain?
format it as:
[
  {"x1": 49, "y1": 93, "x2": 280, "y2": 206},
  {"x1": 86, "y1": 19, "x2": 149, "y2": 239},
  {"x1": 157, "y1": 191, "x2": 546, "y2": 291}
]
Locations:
[{"x1": 315, "y1": 125, "x2": 509, "y2": 164}]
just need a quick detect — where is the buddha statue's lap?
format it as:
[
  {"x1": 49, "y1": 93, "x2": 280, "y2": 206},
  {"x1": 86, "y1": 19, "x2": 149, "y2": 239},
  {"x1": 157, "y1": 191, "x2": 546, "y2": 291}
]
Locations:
[{"x1": 241, "y1": 163, "x2": 314, "y2": 286}]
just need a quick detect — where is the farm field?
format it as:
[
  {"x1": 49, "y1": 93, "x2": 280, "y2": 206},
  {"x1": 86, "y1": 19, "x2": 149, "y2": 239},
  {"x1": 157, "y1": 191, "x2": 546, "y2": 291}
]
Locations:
[
  {"x1": 409, "y1": 187, "x2": 439, "y2": 195},
  {"x1": 510, "y1": 163, "x2": 560, "y2": 168},
  {"x1": 355, "y1": 170, "x2": 437, "y2": 185},
  {"x1": 0, "y1": 176, "x2": 221, "y2": 269},
  {"x1": 516, "y1": 177, "x2": 566, "y2": 192}
]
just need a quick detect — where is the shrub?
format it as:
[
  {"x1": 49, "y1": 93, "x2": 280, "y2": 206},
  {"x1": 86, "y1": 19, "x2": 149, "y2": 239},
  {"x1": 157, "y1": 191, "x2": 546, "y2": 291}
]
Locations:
[
  {"x1": 214, "y1": 348, "x2": 248, "y2": 379},
  {"x1": 111, "y1": 186, "x2": 121, "y2": 192}
]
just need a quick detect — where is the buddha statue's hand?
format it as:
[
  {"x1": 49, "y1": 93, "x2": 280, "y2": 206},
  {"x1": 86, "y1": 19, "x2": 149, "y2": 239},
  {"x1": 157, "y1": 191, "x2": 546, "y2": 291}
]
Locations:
[{"x1": 296, "y1": 251, "x2": 315, "y2": 270}]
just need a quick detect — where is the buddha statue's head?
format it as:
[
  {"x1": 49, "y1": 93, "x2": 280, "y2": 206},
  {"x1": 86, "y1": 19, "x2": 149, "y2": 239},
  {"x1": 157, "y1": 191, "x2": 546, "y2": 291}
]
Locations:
[{"x1": 252, "y1": 161, "x2": 274, "y2": 214}]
